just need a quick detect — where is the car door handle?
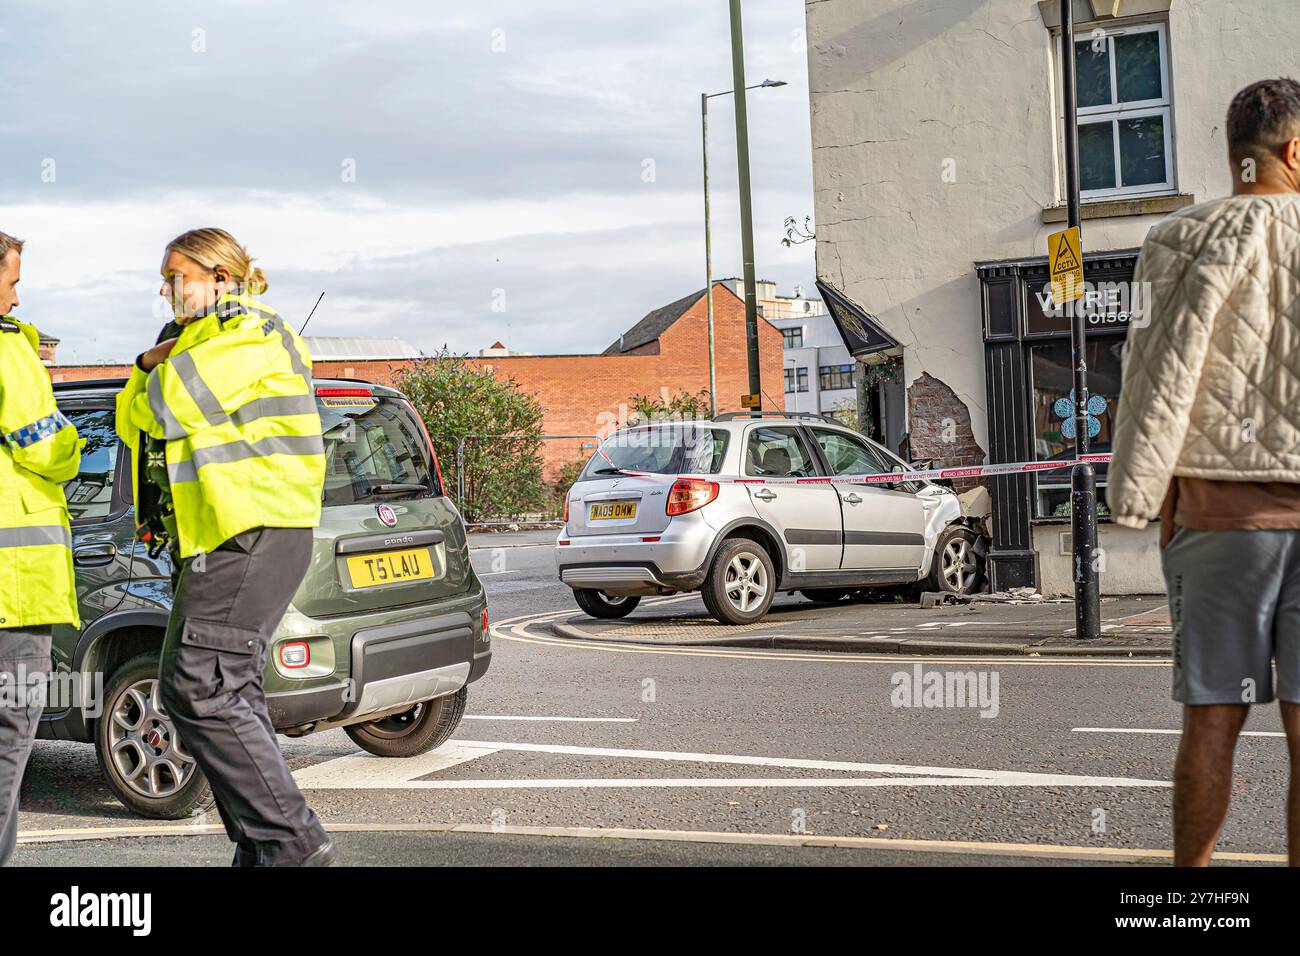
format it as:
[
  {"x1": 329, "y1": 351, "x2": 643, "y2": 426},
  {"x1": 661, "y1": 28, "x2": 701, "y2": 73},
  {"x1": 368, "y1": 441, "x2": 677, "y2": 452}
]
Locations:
[
  {"x1": 844, "y1": 493, "x2": 863, "y2": 504},
  {"x1": 754, "y1": 489, "x2": 777, "y2": 501},
  {"x1": 73, "y1": 543, "x2": 117, "y2": 567}
]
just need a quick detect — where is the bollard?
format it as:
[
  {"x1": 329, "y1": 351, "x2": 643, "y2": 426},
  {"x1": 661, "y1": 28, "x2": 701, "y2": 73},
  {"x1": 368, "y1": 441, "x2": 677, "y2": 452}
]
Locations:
[{"x1": 1071, "y1": 461, "x2": 1101, "y2": 640}]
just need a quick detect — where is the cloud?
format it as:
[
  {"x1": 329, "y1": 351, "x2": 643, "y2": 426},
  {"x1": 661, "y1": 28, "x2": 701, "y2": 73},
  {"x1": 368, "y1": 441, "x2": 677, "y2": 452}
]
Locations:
[{"x1": 1, "y1": 0, "x2": 817, "y2": 364}]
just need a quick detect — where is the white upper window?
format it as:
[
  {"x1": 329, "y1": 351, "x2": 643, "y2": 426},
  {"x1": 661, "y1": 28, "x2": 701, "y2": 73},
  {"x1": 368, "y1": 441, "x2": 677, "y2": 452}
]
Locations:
[{"x1": 1057, "y1": 21, "x2": 1174, "y2": 200}]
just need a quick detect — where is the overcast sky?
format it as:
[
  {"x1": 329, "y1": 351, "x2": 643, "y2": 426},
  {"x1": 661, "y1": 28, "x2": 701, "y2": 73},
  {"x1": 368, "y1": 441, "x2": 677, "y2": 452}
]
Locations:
[{"x1": 0, "y1": 1, "x2": 817, "y2": 365}]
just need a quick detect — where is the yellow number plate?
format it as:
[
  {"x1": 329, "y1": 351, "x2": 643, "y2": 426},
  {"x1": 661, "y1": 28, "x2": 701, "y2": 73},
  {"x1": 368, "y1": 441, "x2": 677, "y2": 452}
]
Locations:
[
  {"x1": 589, "y1": 502, "x2": 637, "y2": 521},
  {"x1": 346, "y1": 548, "x2": 435, "y2": 589}
]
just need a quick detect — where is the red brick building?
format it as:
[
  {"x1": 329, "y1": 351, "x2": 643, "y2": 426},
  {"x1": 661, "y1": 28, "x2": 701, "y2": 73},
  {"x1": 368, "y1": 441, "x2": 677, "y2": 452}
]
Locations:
[{"x1": 48, "y1": 284, "x2": 786, "y2": 474}]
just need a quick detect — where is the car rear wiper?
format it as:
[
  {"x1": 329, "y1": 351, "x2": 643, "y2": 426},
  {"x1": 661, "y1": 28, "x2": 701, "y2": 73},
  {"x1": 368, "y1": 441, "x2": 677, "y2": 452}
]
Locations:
[
  {"x1": 359, "y1": 482, "x2": 430, "y2": 497},
  {"x1": 591, "y1": 467, "x2": 632, "y2": 476}
]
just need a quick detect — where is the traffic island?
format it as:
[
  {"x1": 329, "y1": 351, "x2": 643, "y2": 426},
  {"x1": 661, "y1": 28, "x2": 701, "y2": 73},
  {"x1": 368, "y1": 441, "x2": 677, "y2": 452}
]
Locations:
[{"x1": 546, "y1": 594, "x2": 1171, "y2": 657}]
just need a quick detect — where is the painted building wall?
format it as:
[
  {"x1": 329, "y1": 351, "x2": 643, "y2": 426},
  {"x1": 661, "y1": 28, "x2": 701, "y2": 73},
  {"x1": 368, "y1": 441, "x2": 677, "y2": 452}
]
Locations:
[{"x1": 804, "y1": 0, "x2": 1300, "y2": 592}]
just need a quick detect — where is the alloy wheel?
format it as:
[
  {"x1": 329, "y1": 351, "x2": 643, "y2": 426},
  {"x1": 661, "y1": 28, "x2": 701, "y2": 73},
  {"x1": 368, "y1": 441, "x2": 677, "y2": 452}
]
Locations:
[
  {"x1": 107, "y1": 677, "x2": 197, "y2": 799},
  {"x1": 724, "y1": 550, "x2": 769, "y2": 613},
  {"x1": 942, "y1": 536, "x2": 979, "y2": 593}
]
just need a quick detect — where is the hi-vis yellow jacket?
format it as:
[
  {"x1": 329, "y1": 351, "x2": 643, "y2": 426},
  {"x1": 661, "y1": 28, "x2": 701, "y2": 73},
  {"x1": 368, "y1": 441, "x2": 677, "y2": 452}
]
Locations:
[
  {"x1": 0, "y1": 317, "x2": 81, "y2": 629},
  {"x1": 115, "y1": 293, "x2": 325, "y2": 559}
]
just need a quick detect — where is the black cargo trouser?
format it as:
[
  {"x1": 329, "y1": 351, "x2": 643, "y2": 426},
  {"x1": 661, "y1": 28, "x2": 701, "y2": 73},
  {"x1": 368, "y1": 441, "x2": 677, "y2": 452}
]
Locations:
[
  {"x1": 0, "y1": 626, "x2": 51, "y2": 866},
  {"x1": 159, "y1": 527, "x2": 327, "y2": 866}
]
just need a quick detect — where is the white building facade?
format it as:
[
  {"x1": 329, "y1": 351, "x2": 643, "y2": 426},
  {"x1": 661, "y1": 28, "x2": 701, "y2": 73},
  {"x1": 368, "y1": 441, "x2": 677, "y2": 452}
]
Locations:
[{"x1": 803, "y1": 0, "x2": 1300, "y2": 594}]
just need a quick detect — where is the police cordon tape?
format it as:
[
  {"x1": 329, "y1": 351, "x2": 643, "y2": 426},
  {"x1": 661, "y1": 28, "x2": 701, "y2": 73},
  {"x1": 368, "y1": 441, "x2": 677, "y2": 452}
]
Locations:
[{"x1": 596, "y1": 448, "x2": 1113, "y2": 486}]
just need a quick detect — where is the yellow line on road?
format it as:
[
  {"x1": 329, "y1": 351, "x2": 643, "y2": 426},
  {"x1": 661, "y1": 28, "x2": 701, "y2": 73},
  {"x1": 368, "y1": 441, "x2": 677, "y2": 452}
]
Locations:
[{"x1": 15, "y1": 820, "x2": 1280, "y2": 864}]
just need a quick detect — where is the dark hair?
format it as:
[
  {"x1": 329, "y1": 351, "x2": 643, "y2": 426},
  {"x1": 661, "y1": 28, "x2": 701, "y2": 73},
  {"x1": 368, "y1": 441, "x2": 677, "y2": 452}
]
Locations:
[{"x1": 1227, "y1": 78, "x2": 1300, "y2": 167}]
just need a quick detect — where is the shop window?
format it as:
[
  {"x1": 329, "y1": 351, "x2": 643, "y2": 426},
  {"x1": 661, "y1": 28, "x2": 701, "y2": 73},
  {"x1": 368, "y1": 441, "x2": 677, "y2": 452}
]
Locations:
[
  {"x1": 819, "y1": 364, "x2": 854, "y2": 391},
  {"x1": 1056, "y1": 22, "x2": 1174, "y2": 199},
  {"x1": 1029, "y1": 338, "x2": 1125, "y2": 518}
]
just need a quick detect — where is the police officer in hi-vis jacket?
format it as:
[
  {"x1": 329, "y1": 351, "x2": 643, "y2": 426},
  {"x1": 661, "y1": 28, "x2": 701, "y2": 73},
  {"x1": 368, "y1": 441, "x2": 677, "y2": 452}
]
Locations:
[
  {"x1": 116, "y1": 228, "x2": 334, "y2": 867},
  {"x1": 0, "y1": 231, "x2": 81, "y2": 866}
]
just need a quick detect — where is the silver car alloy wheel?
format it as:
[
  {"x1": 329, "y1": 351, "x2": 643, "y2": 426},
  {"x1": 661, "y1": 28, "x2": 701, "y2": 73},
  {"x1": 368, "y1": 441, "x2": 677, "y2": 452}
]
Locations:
[
  {"x1": 942, "y1": 536, "x2": 978, "y2": 593},
  {"x1": 107, "y1": 676, "x2": 198, "y2": 799},
  {"x1": 724, "y1": 550, "x2": 769, "y2": 613}
]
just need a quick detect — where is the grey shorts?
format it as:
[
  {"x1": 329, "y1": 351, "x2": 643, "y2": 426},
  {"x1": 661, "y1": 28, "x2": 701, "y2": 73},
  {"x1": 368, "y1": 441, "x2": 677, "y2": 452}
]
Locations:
[{"x1": 1162, "y1": 525, "x2": 1300, "y2": 705}]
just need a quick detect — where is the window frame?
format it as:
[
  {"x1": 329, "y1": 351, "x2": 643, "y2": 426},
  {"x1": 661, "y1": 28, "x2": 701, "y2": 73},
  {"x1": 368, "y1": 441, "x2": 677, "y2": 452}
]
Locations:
[
  {"x1": 1055, "y1": 20, "x2": 1175, "y2": 201},
  {"x1": 818, "y1": 364, "x2": 855, "y2": 392},
  {"x1": 782, "y1": 327, "x2": 804, "y2": 349},
  {"x1": 742, "y1": 425, "x2": 823, "y2": 479},
  {"x1": 56, "y1": 400, "x2": 132, "y2": 528},
  {"x1": 1026, "y1": 334, "x2": 1125, "y2": 518}
]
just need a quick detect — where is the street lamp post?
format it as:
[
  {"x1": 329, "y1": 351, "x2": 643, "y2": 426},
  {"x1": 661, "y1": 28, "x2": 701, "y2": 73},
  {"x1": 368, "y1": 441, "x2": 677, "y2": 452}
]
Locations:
[
  {"x1": 701, "y1": 78, "x2": 785, "y2": 417},
  {"x1": 728, "y1": 0, "x2": 766, "y2": 411},
  {"x1": 1059, "y1": 0, "x2": 1100, "y2": 640}
]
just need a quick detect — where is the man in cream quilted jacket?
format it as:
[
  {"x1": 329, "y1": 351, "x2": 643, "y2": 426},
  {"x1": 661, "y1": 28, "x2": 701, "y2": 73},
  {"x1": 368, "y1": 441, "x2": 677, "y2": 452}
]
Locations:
[{"x1": 1111, "y1": 78, "x2": 1300, "y2": 866}]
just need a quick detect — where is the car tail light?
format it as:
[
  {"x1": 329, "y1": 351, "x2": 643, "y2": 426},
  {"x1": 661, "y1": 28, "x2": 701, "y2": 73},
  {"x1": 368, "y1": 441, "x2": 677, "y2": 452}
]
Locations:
[
  {"x1": 315, "y1": 387, "x2": 373, "y2": 397},
  {"x1": 564, "y1": 494, "x2": 570, "y2": 523},
  {"x1": 403, "y1": 398, "x2": 446, "y2": 496},
  {"x1": 279, "y1": 641, "x2": 310, "y2": 669},
  {"x1": 666, "y1": 478, "x2": 718, "y2": 516},
  {"x1": 481, "y1": 607, "x2": 490, "y2": 640}
]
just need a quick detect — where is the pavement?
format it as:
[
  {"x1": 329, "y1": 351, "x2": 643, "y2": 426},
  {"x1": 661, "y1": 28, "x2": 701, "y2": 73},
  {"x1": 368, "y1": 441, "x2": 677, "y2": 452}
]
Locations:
[
  {"x1": 547, "y1": 590, "x2": 1172, "y2": 657},
  {"x1": 474, "y1": 528, "x2": 1173, "y2": 657}
]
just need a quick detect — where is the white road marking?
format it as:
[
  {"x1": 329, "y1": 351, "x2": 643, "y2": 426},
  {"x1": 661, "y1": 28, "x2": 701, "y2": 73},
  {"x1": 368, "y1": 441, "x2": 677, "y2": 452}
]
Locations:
[
  {"x1": 292, "y1": 737, "x2": 1168, "y2": 791},
  {"x1": 292, "y1": 742, "x2": 501, "y2": 789},
  {"x1": 464, "y1": 715, "x2": 638, "y2": 723},
  {"x1": 1073, "y1": 727, "x2": 1286, "y2": 738},
  {"x1": 479, "y1": 570, "x2": 523, "y2": 576}
]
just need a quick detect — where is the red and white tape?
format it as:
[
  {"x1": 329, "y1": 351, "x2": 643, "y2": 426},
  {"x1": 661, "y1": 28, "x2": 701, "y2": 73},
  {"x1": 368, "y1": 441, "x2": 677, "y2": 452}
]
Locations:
[{"x1": 597, "y1": 446, "x2": 1112, "y2": 486}]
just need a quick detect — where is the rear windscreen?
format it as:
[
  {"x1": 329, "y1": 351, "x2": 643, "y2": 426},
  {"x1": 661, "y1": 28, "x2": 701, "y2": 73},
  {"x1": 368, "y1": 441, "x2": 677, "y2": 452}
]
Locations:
[
  {"x1": 580, "y1": 425, "x2": 729, "y2": 479},
  {"x1": 319, "y1": 395, "x2": 440, "y2": 505}
]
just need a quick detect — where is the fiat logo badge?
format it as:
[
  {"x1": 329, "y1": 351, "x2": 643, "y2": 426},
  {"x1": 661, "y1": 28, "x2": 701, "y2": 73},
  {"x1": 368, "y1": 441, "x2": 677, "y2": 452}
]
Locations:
[{"x1": 377, "y1": 504, "x2": 398, "y2": 527}]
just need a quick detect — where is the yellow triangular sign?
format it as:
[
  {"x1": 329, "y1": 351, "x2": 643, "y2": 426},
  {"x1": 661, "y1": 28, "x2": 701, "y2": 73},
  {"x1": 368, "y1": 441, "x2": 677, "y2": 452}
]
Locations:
[
  {"x1": 1048, "y1": 226, "x2": 1084, "y2": 303},
  {"x1": 1052, "y1": 234, "x2": 1080, "y2": 274}
]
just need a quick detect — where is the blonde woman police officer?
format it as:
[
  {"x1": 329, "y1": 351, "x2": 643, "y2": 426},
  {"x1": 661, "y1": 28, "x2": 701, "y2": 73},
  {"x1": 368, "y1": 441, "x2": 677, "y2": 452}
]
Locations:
[
  {"x1": 0, "y1": 231, "x2": 81, "y2": 866},
  {"x1": 116, "y1": 228, "x2": 333, "y2": 867}
]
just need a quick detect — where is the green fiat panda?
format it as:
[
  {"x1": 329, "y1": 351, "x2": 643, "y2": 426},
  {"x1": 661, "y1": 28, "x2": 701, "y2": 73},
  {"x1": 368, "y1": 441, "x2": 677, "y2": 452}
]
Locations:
[{"x1": 39, "y1": 377, "x2": 491, "y2": 818}]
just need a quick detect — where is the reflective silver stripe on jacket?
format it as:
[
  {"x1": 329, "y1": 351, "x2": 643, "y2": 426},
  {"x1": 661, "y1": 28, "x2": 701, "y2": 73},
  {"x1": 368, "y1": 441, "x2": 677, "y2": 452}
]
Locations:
[
  {"x1": 0, "y1": 525, "x2": 72, "y2": 549},
  {"x1": 170, "y1": 351, "x2": 228, "y2": 427},
  {"x1": 167, "y1": 434, "x2": 326, "y2": 484},
  {"x1": 269, "y1": 316, "x2": 312, "y2": 384},
  {"x1": 151, "y1": 312, "x2": 316, "y2": 440},
  {"x1": 147, "y1": 370, "x2": 187, "y2": 441},
  {"x1": 229, "y1": 394, "x2": 319, "y2": 429}
]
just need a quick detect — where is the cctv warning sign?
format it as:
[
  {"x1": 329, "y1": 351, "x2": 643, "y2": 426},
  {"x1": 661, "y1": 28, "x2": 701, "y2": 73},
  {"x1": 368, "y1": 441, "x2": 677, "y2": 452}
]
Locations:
[{"x1": 1048, "y1": 226, "x2": 1084, "y2": 304}]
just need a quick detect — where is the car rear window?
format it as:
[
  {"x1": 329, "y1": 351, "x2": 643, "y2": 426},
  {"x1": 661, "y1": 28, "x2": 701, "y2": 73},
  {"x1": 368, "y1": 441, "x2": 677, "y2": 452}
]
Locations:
[
  {"x1": 580, "y1": 425, "x2": 729, "y2": 479},
  {"x1": 319, "y1": 393, "x2": 440, "y2": 505}
]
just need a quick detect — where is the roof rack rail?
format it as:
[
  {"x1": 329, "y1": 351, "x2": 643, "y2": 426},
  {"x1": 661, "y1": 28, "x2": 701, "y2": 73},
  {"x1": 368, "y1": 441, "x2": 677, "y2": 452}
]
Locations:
[
  {"x1": 712, "y1": 410, "x2": 841, "y2": 425},
  {"x1": 51, "y1": 377, "x2": 128, "y2": 391}
]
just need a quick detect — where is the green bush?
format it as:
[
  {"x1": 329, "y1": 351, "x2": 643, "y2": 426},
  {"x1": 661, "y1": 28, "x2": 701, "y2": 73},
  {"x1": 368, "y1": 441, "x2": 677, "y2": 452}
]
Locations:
[{"x1": 396, "y1": 350, "x2": 547, "y2": 522}]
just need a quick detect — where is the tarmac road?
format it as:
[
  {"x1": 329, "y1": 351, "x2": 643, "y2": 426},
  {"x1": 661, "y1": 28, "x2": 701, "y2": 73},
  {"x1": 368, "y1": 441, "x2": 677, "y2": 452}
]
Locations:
[{"x1": 10, "y1": 529, "x2": 1291, "y2": 866}]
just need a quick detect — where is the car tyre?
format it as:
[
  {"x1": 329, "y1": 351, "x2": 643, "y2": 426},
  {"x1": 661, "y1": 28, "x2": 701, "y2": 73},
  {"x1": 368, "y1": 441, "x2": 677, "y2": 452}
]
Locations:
[
  {"x1": 344, "y1": 686, "x2": 468, "y2": 758},
  {"x1": 927, "y1": 525, "x2": 983, "y2": 595},
  {"x1": 702, "y1": 536, "x2": 776, "y2": 625},
  {"x1": 95, "y1": 652, "x2": 215, "y2": 820},
  {"x1": 573, "y1": 589, "x2": 641, "y2": 619}
]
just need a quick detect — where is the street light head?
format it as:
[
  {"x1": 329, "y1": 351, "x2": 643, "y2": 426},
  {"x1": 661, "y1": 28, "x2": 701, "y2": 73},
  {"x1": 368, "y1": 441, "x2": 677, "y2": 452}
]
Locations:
[{"x1": 759, "y1": 79, "x2": 788, "y2": 88}]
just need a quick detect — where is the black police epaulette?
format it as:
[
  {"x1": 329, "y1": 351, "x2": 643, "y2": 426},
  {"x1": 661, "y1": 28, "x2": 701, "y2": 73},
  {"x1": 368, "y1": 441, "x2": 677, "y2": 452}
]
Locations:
[{"x1": 0, "y1": 318, "x2": 19, "y2": 333}]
